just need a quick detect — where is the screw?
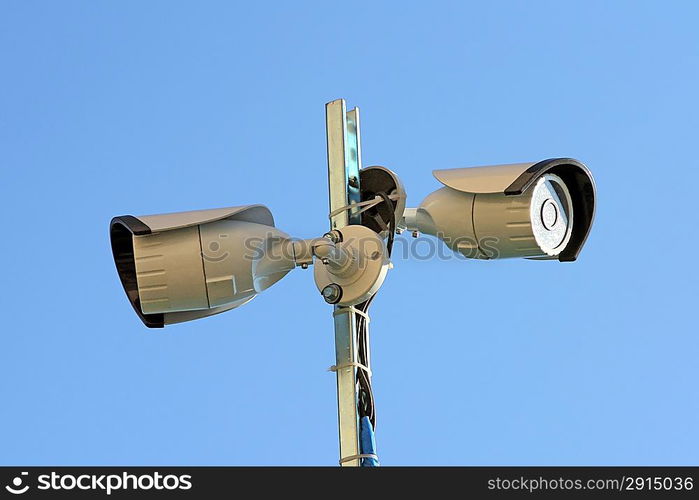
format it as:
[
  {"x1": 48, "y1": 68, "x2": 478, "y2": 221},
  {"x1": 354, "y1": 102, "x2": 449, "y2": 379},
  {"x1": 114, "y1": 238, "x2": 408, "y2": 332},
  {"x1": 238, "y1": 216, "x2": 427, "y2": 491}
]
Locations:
[
  {"x1": 321, "y1": 257, "x2": 330, "y2": 265},
  {"x1": 321, "y1": 284, "x2": 343, "y2": 304},
  {"x1": 396, "y1": 227, "x2": 404, "y2": 234},
  {"x1": 323, "y1": 230, "x2": 342, "y2": 243},
  {"x1": 301, "y1": 263, "x2": 309, "y2": 269},
  {"x1": 412, "y1": 230, "x2": 419, "y2": 238}
]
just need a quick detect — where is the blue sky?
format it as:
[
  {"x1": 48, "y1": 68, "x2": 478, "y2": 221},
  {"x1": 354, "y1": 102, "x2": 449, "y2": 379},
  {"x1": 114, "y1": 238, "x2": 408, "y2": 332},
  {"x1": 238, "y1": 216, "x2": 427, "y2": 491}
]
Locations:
[{"x1": 1, "y1": 1, "x2": 698, "y2": 465}]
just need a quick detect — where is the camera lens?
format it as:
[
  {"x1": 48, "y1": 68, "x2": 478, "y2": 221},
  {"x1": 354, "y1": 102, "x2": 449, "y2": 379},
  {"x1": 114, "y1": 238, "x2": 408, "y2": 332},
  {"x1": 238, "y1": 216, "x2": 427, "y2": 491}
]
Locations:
[{"x1": 530, "y1": 173, "x2": 573, "y2": 255}]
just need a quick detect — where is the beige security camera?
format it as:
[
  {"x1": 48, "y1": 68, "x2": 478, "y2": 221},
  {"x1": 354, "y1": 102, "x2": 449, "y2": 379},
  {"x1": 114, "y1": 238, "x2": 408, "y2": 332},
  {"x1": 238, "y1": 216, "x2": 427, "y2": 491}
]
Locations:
[
  {"x1": 110, "y1": 203, "x2": 393, "y2": 328},
  {"x1": 402, "y1": 158, "x2": 595, "y2": 261},
  {"x1": 110, "y1": 205, "x2": 296, "y2": 328}
]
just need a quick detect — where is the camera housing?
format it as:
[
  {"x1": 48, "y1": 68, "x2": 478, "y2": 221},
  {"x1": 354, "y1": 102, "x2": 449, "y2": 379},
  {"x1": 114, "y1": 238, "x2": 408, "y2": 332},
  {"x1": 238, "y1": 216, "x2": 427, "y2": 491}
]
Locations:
[
  {"x1": 403, "y1": 158, "x2": 595, "y2": 261},
  {"x1": 110, "y1": 205, "x2": 294, "y2": 328}
]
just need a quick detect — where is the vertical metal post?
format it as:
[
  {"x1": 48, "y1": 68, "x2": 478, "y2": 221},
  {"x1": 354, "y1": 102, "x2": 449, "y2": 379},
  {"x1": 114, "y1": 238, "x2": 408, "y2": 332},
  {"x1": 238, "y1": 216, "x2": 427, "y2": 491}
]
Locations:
[{"x1": 325, "y1": 98, "x2": 362, "y2": 466}]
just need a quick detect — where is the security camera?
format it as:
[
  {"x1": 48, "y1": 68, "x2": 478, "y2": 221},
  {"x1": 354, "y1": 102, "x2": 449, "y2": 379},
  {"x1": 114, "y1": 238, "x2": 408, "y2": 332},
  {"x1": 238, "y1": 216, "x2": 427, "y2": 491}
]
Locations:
[
  {"x1": 402, "y1": 158, "x2": 595, "y2": 261},
  {"x1": 110, "y1": 204, "x2": 298, "y2": 328},
  {"x1": 110, "y1": 203, "x2": 393, "y2": 327}
]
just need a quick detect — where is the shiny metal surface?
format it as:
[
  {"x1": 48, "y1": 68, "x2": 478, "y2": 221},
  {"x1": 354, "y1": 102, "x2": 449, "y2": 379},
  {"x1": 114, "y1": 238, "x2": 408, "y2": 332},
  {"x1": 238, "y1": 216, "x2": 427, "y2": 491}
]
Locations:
[{"x1": 325, "y1": 99, "x2": 361, "y2": 466}]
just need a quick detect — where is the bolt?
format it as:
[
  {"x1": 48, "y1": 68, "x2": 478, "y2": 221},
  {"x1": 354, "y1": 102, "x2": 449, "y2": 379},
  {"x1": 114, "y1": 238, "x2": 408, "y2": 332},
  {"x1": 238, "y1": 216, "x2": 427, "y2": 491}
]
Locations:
[
  {"x1": 396, "y1": 227, "x2": 404, "y2": 234},
  {"x1": 301, "y1": 263, "x2": 309, "y2": 269},
  {"x1": 321, "y1": 283, "x2": 343, "y2": 304},
  {"x1": 412, "y1": 230, "x2": 419, "y2": 238},
  {"x1": 323, "y1": 230, "x2": 342, "y2": 243},
  {"x1": 321, "y1": 257, "x2": 330, "y2": 265}
]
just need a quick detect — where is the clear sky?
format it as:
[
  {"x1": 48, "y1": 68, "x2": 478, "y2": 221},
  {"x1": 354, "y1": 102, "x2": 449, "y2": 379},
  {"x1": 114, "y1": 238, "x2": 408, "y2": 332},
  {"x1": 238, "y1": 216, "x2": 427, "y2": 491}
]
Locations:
[{"x1": 1, "y1": 1, "x2": 698, "y2": 465}]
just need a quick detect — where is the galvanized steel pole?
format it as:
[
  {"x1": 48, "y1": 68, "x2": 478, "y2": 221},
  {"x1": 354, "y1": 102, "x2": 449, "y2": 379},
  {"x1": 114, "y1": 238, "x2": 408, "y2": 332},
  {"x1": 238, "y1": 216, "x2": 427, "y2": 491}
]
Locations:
[{"x1": 325, "y1": 98, "x2": 363, "y2": 466}]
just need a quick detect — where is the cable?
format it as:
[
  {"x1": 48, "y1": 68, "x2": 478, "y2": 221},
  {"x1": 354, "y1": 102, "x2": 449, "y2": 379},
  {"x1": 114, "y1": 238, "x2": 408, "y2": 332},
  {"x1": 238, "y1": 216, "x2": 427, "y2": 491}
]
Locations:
[
  {"x1": 359, "y1": 416, "x2": 379, "y2": 466},
  {"x1": 375, "y1": 191, "x2": 396, "y2": 257},
  {"x1": 354, "y1": 190, "x2": 396, "y2": 434}
]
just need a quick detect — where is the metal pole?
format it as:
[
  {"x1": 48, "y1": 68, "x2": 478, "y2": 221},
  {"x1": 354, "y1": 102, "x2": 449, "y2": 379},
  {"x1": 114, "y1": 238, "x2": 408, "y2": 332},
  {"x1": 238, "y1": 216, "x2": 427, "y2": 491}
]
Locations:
[{"x1": 325, "y1": 98, "x2": 362, "y2": 466}]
